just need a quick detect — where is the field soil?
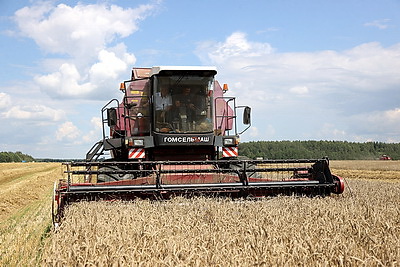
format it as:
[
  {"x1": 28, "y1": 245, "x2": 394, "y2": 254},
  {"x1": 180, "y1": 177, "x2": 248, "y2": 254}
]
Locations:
[{"x1": 0, "y1": 161, "x2": 399, "y2": 266}]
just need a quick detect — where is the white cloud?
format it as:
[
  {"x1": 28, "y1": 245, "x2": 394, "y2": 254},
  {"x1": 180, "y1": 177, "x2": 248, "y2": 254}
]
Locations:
[
  {"x1": 385, "y1": 108, "x2": 400, "y2": 121},
  {"x1": 35, "y1": 44, "x2": 136, "y2": 98},
  {"x1": 37, "y1": 118, "x2": 101, "y2": 154},
  {"x1": 89, "y1": 46, "x2": 135, "y2": 82},
  {"x1": 196, "y1": 33, "x2": 400, "y2": 142},
  {"x1": 364, "y1": 19, "x2": 391, "y2": 30},
  {"x1": 349, "y1": 108, "x2": 400, "y2": 138},
  {"x1": 242, "y1": 124, "x2": 276, "y2": 142},
  {"x1": 248, "y1": 126, "x2": 259, "y2": 138},
  {"x1": 0, "y1": 93, "x2": 12, "y2": 109},
  {"x1": 196, "y1": 32, "x2": 273, "y2": 65},
  {"x1": 13, "y1": 2, "x2": 154, "y2": 57},
  {"x1": 3, "y1": 1, "x2": 159, "y2": 158},
  {"x1": 198, "y1": 35, "x2": 400, "y2": 95},
  {"x1": 289, "y1": 86, "x2": 309, "y2": 95},
  {"x1": 35, "y1": 63, "x2": 94, "y2": 97},
  {"x1": 2, "y1": 104, "x2": 65, "y2": 121},
  {"x1": 91, "y1": 117, "x2": 102, "y2": 129},
  {"x1": 315, "y1": 123, "x2": 347, "y2": 141},
  {"x1": 56, "y1": 121, "x2": 81, "y2": 141},
  {"x1": 14, "y1": 2, "x2": 155, "y2": 99},
  {"x1": 83, "y1": 117, "x2": 102, "y2": 143}
]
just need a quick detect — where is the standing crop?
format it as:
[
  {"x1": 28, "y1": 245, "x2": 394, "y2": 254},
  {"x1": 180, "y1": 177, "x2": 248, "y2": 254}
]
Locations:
[{"x1": 43, "y1": 179, "x2": 400, "y2": 266}]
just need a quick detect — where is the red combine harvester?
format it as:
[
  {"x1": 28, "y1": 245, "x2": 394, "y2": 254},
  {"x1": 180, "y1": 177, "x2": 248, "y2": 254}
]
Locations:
[{"x1": 53, "y1": 66, "x2": 344, "y2": 224}]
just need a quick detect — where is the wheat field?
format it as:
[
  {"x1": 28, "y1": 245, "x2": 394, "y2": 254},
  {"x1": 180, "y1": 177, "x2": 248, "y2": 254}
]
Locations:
[
  {"x1": 0, "y1": 163, "x2": 60, "y2": 266},
  {"x1": 0, "y1": 161, "x2": 399, "y2": 266}
]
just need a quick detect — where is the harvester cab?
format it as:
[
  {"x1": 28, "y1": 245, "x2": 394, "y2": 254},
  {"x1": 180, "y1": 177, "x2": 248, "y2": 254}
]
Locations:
[
  {"x1": 96, "y1": 66, "x2": 248, "y2": 162},
  {"x1": 53, "y1": 66, "x2": 344, "y2": 225}
]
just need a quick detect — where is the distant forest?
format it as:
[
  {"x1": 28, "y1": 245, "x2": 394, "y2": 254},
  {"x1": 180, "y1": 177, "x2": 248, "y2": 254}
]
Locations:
[
  {"x1": 0, "y1": 151, "x2": 35, "y2": 162},
  {"x1": 239, "y1": 141, "x2": 400, "y2": 160},
  {"x1": 2, "y1": 141, "x2": 399, "y2": 162}
]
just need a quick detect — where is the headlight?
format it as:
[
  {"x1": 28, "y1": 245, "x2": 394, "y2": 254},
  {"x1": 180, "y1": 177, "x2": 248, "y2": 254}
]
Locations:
[
  {"x1": 128, "y1": 138, "x2": 144, "y2": 147},
  {"x1": 223, "y1": 138, "x2": 234, "y2": 146},
  {"x1": 133, "y1": 139, "x2": 144, "y2": 146}
]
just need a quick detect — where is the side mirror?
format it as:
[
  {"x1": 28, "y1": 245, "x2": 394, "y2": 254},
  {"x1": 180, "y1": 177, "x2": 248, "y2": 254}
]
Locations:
[
  {"x1": 243, "y1": 106, "x2": 251, "y2": 125},
  {"x1": 107, "y1": 108, "x2": 117, "y2": 127}
]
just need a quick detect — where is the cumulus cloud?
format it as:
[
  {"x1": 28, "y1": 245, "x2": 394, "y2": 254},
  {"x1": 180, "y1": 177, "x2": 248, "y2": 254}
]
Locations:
[
  {"x1": 196, "y1": 32, "x2": 273, "y2": 65},
  {"x1": 34, "y1": 45, "x2": 136, "y2": 98},
  {"x1": 14, "y1": 2, "x2": 155, "y2": 99},
  {"x1": 82, "y1": 117, "x2": 102, "y2": 143},
  {"x1": 2, "y1": 1, "x2": 159, "y2": 158},
  {"x1": 196, "y1": 32, "x2": 400, "y2": 142},
  {"x1": 35, "y1": 63, "x2": 94, "y2": 97},
  {"x1": 198, "y1": 34, "x2": 400, "y2": 95},
  {"x1": 13, "y1": 2, "x2": 153, "y2": 57},
  {"x1": 349, "y1": 108, "x2": 400, "y2": 137},
  {"x1": 2, "y1": 104, "x2": 65, "y2": 121},
  {"x1": 56, "y1": 121, "x2": 81, "y2": 141},
  {"x1": 89, "y1": 45, "x2": 136, "y2": 82},
  {"x1": 315, "y1": 123, "x2": 347, "y2": 141},
  {"x1": 37, "y1": 117, "x2": 101, "y2": 153},
  {"x1": 0, "y1": 93, "x2": 12, "y2": 109}
]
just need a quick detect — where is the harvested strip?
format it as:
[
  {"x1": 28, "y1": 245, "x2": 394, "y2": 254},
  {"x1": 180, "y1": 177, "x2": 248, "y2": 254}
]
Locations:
[{"x1": 0, "y1": 163, "x2": 60, "y2": 220}]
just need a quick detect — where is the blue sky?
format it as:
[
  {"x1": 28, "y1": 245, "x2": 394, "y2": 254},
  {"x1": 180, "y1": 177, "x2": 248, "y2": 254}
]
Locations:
[{"x1": 0, "y1": 0, "x2": 399, "y2": 158}]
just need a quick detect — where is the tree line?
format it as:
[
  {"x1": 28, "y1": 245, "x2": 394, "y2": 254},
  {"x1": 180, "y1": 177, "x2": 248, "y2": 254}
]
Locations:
[
  {"x1": 2, "y1": 141, "x2": 400, "y2": 162},
  {"x1": 0, "y1": 151, "x2": 35, "y2": 162},
  {"x1": 239, "y1": 141, "x2": 400, "y2": 160}
]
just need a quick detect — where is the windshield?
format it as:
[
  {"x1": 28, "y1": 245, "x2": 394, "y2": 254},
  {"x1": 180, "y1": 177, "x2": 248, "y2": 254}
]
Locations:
[{"x1": 153, "y1": 74, "x2": 214, "y2": 133}]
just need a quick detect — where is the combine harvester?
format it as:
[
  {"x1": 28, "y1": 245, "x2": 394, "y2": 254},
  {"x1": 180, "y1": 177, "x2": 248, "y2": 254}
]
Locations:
[{"x1": 53, "y1": 66, "x2": 344, "y2": 224}]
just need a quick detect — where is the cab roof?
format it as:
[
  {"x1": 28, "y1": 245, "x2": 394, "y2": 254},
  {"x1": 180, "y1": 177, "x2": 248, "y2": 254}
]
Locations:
[{"x1": 150, "y1": 66, "x2": 217, "y2": 76}]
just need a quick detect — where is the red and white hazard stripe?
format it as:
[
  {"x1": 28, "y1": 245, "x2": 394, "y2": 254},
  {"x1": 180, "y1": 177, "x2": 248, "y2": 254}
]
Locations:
[
  {"x1": 128, "y1": 148, "x2": 145, "y2": 159},
  {"x1": 222, "y1": 147, "x2": 238, "y2": 158}
]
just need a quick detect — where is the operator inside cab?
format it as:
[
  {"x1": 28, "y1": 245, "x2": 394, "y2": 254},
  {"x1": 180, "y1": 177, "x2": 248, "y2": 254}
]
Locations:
[{"x1": 153, "y1": 71, "x2": 214, "y2": 133}]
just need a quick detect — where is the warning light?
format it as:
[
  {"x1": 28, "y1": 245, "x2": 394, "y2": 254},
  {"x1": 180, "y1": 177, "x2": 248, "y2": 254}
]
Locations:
[
  {"x1": 223, "y1": 83, "x2": 228, "y2": 93},
  {"x1": 119, "y1": 82, "x2": 126, "y2": 91}
]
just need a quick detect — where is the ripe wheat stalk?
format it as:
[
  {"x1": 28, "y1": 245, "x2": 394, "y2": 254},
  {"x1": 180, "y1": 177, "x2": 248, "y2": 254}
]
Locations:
[{"x1": 42, "y1": 179, "x2": 400, "y2": 266}]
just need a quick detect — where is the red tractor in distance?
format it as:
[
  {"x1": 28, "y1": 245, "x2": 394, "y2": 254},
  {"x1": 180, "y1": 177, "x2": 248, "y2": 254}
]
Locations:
[{"x1": 380, "y1": 155, "x2": 392, "y2": 160}]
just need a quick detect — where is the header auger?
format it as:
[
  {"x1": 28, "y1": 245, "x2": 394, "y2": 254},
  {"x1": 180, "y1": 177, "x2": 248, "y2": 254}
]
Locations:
[{"x1": 53, "y1": 66, "x2": 344, "y2": 225}]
